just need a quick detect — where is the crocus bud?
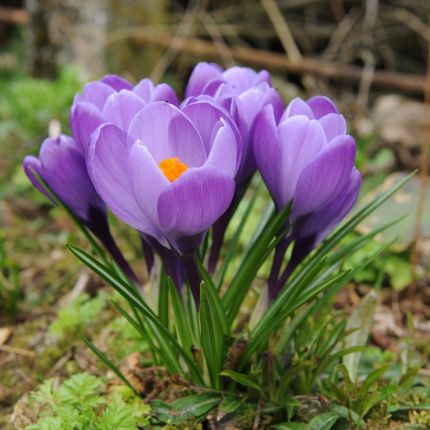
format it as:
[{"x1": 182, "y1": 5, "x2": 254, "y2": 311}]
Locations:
[
  {"x1": 185, "y1": 63, "x2": 283, "y2": 183},
  {"x1": 23, "y1": 134, "x2": 106, "y2": 223}
]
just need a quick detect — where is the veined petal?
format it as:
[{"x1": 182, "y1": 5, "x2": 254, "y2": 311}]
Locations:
[
  {"x1": 319, "y1": 113, "x2": 347, "y2": 143},
  {"x1": 75, "y1": 81, "x2": 115, "y2": 110},
  {"x1": 307, "y1": 96, "x2": 338, "y2": 119},
  {"x1": 185, "y1": 62, "x2": 223, "y2": 98},
  {"x1": 292, "y1": 135, "x2": 356, "y2": 218},
  {"x1": 101, "y1": 74, "x2": 133, "y2": 91},
  {"x1": 23, "y1": 155, "x2": 52, "y2": 202},
  {"x1": 205, "y1": 119, "x2": 238, "y2": 177},
  {"x1": 152, "y1": 83, "x2": 179, "y2": 105},
  {"x1": 223, "y1": 66, "x2": 263, "y2": 93},
  {"x1": 281, "y1": 97, "x2": 314, "y2": 122},
  {"x1": 157, "y1": 165, "x2": 234, "y2": 237},
  {"x1": 70, "y1": 101, "x2": 105, "y2": 153},
  {"x1": 133, "y1": 78, "x2": 155, "y2": 101},
  {"x1": 88, "y1": 124, "x2": 161, "y2": 238},
  {"x1": 255, "y1": 69, "x2": 272, "y2": 86},
  {"x1": 128, "y1": 102, "x2": 207, "y2": 167},
  {"x1": 278, "y1": 116, "x2": 326, "y2": 207},
  {"x1": 253, "y1": 105, "x2": 283, "y2": 207},
  {"x1": 133, "y1": 79, "x2": 178, "y2": 105},
  {"x1": 182, "y1": 98, "x2": 242, "y2": 165},
  {"x1": 102, "y1": 90, "x2": 145, "y2": 131},
  {"x1": 300, "y1": 167, "x2": 362, "y2": 243},
  {"x1": 40, "y1": 136, "x2": 104, "y2": 221},
  {"x1": 128, "y1": 141, "x2": 169, "y2": 229}
]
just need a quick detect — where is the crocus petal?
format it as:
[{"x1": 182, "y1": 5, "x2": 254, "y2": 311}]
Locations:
[
  {"x1": 205, "y1": 119, "x2": 238, "y2": 177},
  {"x1": 133, "y1": 79, "x2": 155, "y2": 102},
  {"x1": 253, "y1": 106, "x2": 283, "y2": 207},
  {"x1": 319, "y1": 113, "x2": 347, "y2": 142},
  {"x1": 102, "y1": 90, "x2": 145, "y2": 131},
  {"x1": 185, "y1": 62, "x2": 223, "y2": 98},
  {"x1": 223, "y1": 66, "x2": 262, "y2": 93},
  {"x1": 101, "y1": 74, "x2": 133, "y2": 91},
  {"x1": 281, "y1": 97, "x2": 314, "y2": 122},
  {"x1": 88, "y1": 124, "x2": 161, "y2": 238},
  {"x1": 40, "y1": 136, "x2": 104, "y2": 221},
  {"x1": 133, "y1": 79, "x2": 178, "y2": 105},
  {"x1": 263, "y1": 87, "x2": 284, "y2": 122},
  {"x1": 182, "y1": 98, "x2": 242, "y2": 165},
  {"x1": 236, "y1": 85, "x2": 269, "y2": 138},
  {"x1": 152, "y1": 83, "x2": 179, "y2": 105},
  {"x1": 307, "y1": 96, "x2": 338, "y2": 119},
  {"x1": 128, "y1": 141, "x2": 169, "y2": 229},
  {"x1": 292, "y1": 135, "x2": 356, "y2": 218},
  {"x1": 157, "y1": 165, "x2": 234, "y2": 237},
  {"x1": 128, "y1": 102, "x2": 207, "y2": 167},
  {"x1": 75, "y1": 81, "x2": 116, "y2": 110},
  {"x1": 278, "y1": 116, "x2": 326, "y2": 207},
  {"x1": 70, "y1": 101, "x2": 105, "y2": 153},
  {"x1": 255, "y1": 69, "x2": 272, "y2": 86},
  {"x1": 23, "y1": 156, "x2": 52, "y2": 202},
  {"x1": 201, "y1": 79, "x2": 225, "y2": 97},
  {"x1": 299, "y1": 167, "x2": 361, "y2": 243}
]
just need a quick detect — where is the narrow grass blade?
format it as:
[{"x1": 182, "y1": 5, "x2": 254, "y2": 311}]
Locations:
[
  {"x1": 200, "y1": 282, "x2": 226, "y2": 389},
  {"x1": 82, "y1": 337, "x2": 137, "y2": 394},
  {"x1": 68, "y1": 244, "x2": 204, "y2": 384},
  {"x1": 158, "y1": 269, "x2": 169, "y2": 329}
]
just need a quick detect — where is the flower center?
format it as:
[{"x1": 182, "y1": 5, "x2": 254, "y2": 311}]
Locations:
[{"x1": 159, "y1": 157, "x2": 188, "y2": 182}]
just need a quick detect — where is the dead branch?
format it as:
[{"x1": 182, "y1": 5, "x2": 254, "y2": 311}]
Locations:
[
  {"x1": 129, "y1": 32, "x2": 427, "y2": 94},
  {"x1": 0, "y1": 7, "x2": 28, "y2": 25}
]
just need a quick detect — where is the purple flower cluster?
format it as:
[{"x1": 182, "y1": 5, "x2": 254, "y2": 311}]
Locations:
[{"x1": 23, "y1": 63, "x2": 361, "y2": 300}]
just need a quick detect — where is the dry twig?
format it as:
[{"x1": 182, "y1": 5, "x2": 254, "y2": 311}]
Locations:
[{"x1": 130, "y1": 32, "x2": 427, "y2": 94}]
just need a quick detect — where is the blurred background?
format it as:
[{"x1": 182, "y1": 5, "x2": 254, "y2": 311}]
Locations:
[{"x1": 0, "y1": 0, "x2": 429, "y2": 425}]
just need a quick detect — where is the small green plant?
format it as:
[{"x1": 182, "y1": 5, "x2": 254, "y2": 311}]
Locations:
[
  {"x1": 0, "y1": 68, "x2": 82, "y2": 142},
  {"x1": 26, "y1": 373, "x2": 150, "y2": 430},
  {"x1": 49, "y1": 293, "x2": 108, "y2": 339},
  {"x1": 0, "y1": 237, "x2": 21, "y2": 316}
]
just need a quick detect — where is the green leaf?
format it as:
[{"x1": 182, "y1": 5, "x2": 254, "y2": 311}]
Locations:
[
  {"x1": 343, "y1": 290, "x2": 378, "y2": 382},
  {"x1": 200, "y1": 282, "x2": 226, "y2": 389},
  {"x1": 308, "y1": 411, "x2": 339, "y2": 430},
  {"x1": 359, "y1": 365, "x2": 390, "y2": 399},
  {"x1": 67, "y1": 244, "x2": 204, "y2": 385},
  {"x1": 158, "y1": 269, "x2": 169, "y2": 329},
  {"x1": 223, "y1": 203, "x2": 291, "y2": 326},
  {"x1": 271, "y1": 423, "x2": 308, "y2": 430},
  {"x1": 218, "y1": 395, "x2": 245, "y2": 414},
  {"x1": 170, "y1": 393, "x2": 221, "y2": 421},
  {"x1": 220, "y1": 370, "x2": 263, "y2": 394},
  {"x1": 168, "y1": 278, "x2": 195, "y2": 356},
  {"x1": 82, "y1": 337, "x2": 137, "y2": 395},
  {"x1": 243, "y1": 269, "x2": 347, "y2": 367},
  {"x1": 111, "y1": 300, "x2": 160, "y2": 366}
]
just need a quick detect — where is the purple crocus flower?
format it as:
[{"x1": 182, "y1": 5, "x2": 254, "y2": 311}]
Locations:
[
  {"x1": 88, "y1": 101, "x2": 241, "y2": 300},
  {"x1": 23, "y1": 135, "x2": 139, "y2": 284},
  {"x1": 185, "y1": 62, "x2": 283, "y2": 182},
  {"x1": 253, "y1": 96, "x2": 361, "y2": 298},
  {"x1": 71, "y1": 75, "x2": 178, "y2": 153}
]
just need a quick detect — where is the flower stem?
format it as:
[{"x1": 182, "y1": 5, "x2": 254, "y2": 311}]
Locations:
[{"x1": 182, "y1": 253, "x2": 201, "y2": 306}]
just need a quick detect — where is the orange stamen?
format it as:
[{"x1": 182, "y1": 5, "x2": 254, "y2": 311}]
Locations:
[{"x1": 159, "y1": 157, "x2": 188, "y2": 182}]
